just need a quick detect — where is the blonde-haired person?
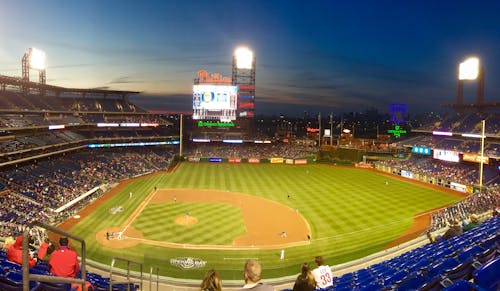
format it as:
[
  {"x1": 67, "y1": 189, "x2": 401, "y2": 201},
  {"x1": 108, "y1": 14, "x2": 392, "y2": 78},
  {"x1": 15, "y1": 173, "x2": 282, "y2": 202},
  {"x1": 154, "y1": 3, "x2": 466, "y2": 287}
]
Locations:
[
  {"x1": 201, "y1": 269, "x2": 222, "y2": 291},
  {"x1": 239, "y1": 259, "x2": 274, "y2": 291},
  {"x1": 293, "y1": 263, "x2": 316, "y2": 291}
]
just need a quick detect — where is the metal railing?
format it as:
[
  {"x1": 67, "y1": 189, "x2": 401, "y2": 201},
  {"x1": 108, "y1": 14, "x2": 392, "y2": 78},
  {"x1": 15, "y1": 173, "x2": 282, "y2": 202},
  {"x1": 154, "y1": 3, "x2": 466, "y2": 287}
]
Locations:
[
  {"x1": 149, "y1": 266, "x2": 160, "y2": 291},
  {"x1": 109, "y1": 256, "x2": 143, "y2": 291},
  {"x1": 22, "y1": 221, "x2": 87, "y2": 291}
]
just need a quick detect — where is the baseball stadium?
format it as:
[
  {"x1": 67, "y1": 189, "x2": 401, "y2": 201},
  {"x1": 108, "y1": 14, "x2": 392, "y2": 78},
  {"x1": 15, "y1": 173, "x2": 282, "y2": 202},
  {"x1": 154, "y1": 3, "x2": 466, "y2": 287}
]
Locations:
[{"x1": 0, "y1": 44, "x2": 499, "y2": 291}]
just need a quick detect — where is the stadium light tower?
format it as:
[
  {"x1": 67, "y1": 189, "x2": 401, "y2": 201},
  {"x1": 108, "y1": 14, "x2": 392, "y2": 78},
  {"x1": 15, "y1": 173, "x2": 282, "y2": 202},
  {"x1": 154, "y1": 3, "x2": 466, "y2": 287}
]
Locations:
[
  {"x1": 22, "y1": 47, "x2": 47, "y2": 95},
  {"x1": 232, "y1": 46, "x2": 256, "y2": 121},
  {"x1": 456, "y1": 57, "x2": 484, "y2": 112}
]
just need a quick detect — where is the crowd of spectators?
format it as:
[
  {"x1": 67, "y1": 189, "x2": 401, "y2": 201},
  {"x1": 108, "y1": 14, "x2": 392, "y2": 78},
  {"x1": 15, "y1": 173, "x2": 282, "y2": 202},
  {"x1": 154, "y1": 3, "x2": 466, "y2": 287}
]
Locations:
[
  {"x1": 417, "y1": 112, "x2": 499, "y2": 135},
  {"x1": 185, "y1": 142, "x2": 317, "y2": 159},
  {"x1": 0, "y1": 147, "x2": 175, "y2": 236},
  {"x1": 377, "y1": 157, "x2": 485, "y2": 186},
  {"x1": 429, "y1": 189, "x2": 500, "y2": 231}
]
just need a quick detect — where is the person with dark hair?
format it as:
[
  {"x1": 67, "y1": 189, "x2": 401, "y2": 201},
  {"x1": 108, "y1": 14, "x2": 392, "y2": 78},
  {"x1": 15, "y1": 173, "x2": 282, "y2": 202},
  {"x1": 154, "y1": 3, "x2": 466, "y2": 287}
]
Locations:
[
  {"x1": 311, "y1": 256, "x2": 333, "y2": 289},
  {"x1": 7, "y1": 235, "x2": 37, "y2": 267},
  {"x1": 293, "y1": 263, "x2": 316, "y2": 291},
  {"x1": 49, "y1": 237, "x2": 80, "y2": 278},
  {"x1": 200, "y1": 269, "x2": 222, "y2": 291},
  {"x1": 239, "y1": 259, "x2": 274, "y2": 291},
  {"x1": 37, "y1": 238, "x2": 52, "y2": 261},
  {"x1": 427, "y1": 218, "x2": 463, "y2": 243}
]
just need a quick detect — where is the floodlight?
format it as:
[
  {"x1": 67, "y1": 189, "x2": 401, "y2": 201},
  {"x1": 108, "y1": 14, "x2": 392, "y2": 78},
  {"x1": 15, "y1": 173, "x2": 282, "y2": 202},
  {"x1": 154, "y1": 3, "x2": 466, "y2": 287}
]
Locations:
[
  {"x1": 234, "y1": 47, "x2": 253, "y2": 69},
  {"x1": 458, "y1": 57, "x2": 479, "y2": 80},
  {"x1": 29, "y1": 48, "x2": 46, "y2": 70}
]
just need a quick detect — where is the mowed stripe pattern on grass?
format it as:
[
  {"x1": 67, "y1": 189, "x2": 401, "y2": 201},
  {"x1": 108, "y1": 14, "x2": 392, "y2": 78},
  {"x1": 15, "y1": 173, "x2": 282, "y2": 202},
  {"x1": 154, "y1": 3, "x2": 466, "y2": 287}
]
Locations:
[
  {"x1": 70, "y1": 162, "x2": 461, "y2": 279},
  {"x1": 132, "y1": 202, "x2": 245, "y2": 245}
]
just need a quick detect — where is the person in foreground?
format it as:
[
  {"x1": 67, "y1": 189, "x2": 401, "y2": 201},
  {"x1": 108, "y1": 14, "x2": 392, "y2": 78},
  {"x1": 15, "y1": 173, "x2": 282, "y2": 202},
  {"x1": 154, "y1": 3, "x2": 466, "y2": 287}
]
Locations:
[
  {"x1": 200, "y1": 269, "x2": 222, "y2": 291},
  {"x1": 239, "y1": 259, "x2": 274, "y2": 291},
  {"x1": 311, "y1": 256, "x2": 333, "y2": 289},
  {"x1": 293, "y1": 262, "x2": 316, "y2": 291},
  {"x1": 7, "y1": 235, "x2": 37, "y2": 267},
  {"x1": 49, "y1": 237, "x2": 80, "y2": 278}
]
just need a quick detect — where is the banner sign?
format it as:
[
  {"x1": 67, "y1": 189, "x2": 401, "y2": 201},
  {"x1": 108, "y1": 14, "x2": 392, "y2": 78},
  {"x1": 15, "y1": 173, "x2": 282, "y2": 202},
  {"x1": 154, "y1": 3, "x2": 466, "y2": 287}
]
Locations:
[
  {"x1": 354, "y1": 163, "x2": 372, "y2": 169},
  {"x1": 248, "y1": 158, "x2": 260, "y2": 164},
  {"x1": 450, "y1": 182, "x2": 467, "y2": 193},
  {"x1": 270, "y1": 158, "x2": 284, "y2": 164},
  {"x1": 463, "y1": 153, "x2": 489, "y2": 164},
  {"x1": 228, "y1": 158, "x2": 242, "y2": 163},
  {"x1": 209, "y1": 158, "x2": 222, "y2": 163},
  {"x1": 188, "y1": 157, "x2": 200, "y2": 162},
  {"x1": 294, "y1": 159, "x2": 307, "y2": 165}
]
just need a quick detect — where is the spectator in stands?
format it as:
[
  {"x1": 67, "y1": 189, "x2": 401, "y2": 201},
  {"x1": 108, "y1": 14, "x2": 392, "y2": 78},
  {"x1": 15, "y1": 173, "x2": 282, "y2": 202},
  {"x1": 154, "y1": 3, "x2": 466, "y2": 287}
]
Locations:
[
  {"x1": 311, "y1": 256, "x2": 333, "y2": 289},
  {"x1": 293, "y1": 262, "x2": 316, "y2": 291},
  {"x1": 427, "y1": 219, "x2": 463, "y2": 243},
  {"x1": 37, "y1": 238, "x2": 52, "y2": 260},
  {"x1": 239, "y1": 259, "x2": 274, "y2": 291},
  {"x1": 49, "y1": 237, "x2": 79, "y2": 278},
  {"x1": 7, "y1": 235, "x2": 37, "y2": 267},
  {"x1": 1, "y1": 235, "x2": 15, "y2": 250},
  {"x1": 463, "y1": 214, "x2": 481, "y2": 231},
  {"x1": 200, "y1": 269, "x2": 222, "y2": 291}
]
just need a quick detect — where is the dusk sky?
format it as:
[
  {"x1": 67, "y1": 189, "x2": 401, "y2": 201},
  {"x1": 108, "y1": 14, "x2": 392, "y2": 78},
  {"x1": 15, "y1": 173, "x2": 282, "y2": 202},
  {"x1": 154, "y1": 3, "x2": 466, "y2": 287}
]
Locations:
[{"x1": 1, "y1": 1, "x2": 499, "y2": 116}]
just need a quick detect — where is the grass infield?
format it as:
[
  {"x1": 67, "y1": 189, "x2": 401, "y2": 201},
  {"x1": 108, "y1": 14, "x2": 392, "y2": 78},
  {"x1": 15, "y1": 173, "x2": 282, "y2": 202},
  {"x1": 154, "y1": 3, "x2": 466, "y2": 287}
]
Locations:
[{"x1": 68, "y1": 163, "x2": 461, "y2": 280}]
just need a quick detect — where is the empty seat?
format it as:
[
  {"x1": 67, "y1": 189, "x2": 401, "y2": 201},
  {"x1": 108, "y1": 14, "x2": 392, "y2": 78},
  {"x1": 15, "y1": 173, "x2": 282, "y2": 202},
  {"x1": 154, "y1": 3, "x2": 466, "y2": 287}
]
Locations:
[{"x1": 473, "y1": 256, "x2": 500, "y2": 291}]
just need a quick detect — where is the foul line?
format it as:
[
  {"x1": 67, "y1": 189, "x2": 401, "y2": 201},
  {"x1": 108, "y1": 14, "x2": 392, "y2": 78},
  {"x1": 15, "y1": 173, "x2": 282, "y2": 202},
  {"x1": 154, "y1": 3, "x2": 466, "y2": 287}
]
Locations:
[{"x1": 121, "y1": 189, "x2": 158, "y2": 234}]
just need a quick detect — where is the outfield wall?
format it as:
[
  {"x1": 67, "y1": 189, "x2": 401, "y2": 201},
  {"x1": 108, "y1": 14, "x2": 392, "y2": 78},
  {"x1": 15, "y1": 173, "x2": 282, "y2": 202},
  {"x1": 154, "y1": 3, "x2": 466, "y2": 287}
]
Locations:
[{"x1": 374, "y1": 163, "x2": 475, "y2": 194}]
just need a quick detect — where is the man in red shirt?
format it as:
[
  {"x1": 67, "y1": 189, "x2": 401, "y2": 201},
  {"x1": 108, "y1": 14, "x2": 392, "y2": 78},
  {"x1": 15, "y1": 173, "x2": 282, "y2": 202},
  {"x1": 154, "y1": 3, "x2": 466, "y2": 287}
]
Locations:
[
  {"x1": 7, "y1": 235, "x2": 37, "y2": 267},
  {"x1": 49, "y1": 237, "x2": 80, "y2": 278}
]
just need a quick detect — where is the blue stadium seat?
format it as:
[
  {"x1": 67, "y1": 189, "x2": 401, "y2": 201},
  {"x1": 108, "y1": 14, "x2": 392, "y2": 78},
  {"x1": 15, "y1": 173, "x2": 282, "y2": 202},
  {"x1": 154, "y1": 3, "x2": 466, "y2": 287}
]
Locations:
[
  {"x1": 427, "y1": 257, "x2": 460, "y2": 278},
  {"x1": 441, "y1": 261, "x2": 475, "y2": 286},
  {"x1": 394, "y1": 273, "x2": 426, "y2": 291},
  {"x1": 473, "y1": 247, "x2": 498, "y2": 265},
  {"x1": 357, "y1": 280, "x2": 384, "y2": 291},
  {"x1": 457, "y1": 245, "x2": 484, "y2": 263},
  {"x1": 473, "y1": 256, "x2": 500, "y2": 291},
  {"x1": 33, "y1": 282, "x2": 72, "y2": 291},
  {"x1": 442, "y1": 279, "x2": 487, "y2": 291},
  {"x1": 419, "y1": 275, "x2": 445, "y2": 291}
]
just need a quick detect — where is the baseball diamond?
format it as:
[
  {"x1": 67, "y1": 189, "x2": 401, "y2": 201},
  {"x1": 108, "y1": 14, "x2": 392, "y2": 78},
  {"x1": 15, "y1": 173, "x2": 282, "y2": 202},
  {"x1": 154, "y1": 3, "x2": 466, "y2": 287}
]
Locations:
[{"x1": 59, "y1": 162, "x2": 464, "y2": 280}]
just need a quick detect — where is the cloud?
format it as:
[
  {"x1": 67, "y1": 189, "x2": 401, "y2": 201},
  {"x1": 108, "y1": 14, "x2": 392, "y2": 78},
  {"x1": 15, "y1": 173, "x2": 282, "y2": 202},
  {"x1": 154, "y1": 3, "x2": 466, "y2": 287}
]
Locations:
[{"x1": 108, "y1": 76, "x2": 143, "y2": 84}]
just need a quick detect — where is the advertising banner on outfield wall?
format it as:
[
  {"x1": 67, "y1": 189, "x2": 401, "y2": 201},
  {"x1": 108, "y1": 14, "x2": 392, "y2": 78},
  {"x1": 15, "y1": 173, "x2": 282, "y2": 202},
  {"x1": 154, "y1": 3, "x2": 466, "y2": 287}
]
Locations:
[
  {"x1": 355, "y1": 163, "x2": 372, "y2": 169},
  {"x1": 188, "y1": 157, "x2": 200, "y2": 162},
  {"x1": 463, "y1": 153, "x2": 489, "y2": 164},
  {"x1": 209, "y1": 158, "x2": 222, "y2": 163},
  {"x1": 228, "y1": 158, "x2": 242, "y2": 163},
  {"x1": 248, "y1": 158, "x2": 260, "y2": 164},
  {"x1": 401, "y1": 170, "x2": 414, "y2": 179},
  {"x1": 294, "y1": 159, "x2": 307, "y2": 165},
  {"x1": 270, "y1": 158, "x2": 284, "y2": 164},
  {"x1": 286, "y1": 159, "x2": 294, "y2": 164},
  {"x1": 450, "y1": 182, "x2": 467, "y2": 193}
]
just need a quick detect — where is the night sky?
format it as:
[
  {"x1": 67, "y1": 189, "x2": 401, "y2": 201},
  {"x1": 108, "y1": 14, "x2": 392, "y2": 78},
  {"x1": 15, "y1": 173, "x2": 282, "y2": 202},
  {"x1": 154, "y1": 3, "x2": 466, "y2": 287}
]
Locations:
[{"x1": 1, "y1": 0, "x2": 499, "y2": 116}]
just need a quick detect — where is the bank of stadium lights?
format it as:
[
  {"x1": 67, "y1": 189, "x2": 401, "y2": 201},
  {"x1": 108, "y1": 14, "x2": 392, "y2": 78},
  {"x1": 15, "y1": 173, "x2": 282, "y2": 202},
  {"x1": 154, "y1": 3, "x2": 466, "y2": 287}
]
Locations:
[
  {"x1": 29, "y1": 48, "x2": 47, "y2": 70},
  {"x1": 234, "y1": 47, "x2": 253, "y2": 69},
  {"x1": 458, "y1": 57, "x2": 479, "y2": 80}
]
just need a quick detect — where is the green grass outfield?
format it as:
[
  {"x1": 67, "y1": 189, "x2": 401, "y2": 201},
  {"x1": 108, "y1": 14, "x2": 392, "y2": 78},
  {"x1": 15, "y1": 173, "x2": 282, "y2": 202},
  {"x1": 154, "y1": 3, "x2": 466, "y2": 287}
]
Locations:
[{"x1": 69, "y1": 163, "x2": 461, "y2": 280}]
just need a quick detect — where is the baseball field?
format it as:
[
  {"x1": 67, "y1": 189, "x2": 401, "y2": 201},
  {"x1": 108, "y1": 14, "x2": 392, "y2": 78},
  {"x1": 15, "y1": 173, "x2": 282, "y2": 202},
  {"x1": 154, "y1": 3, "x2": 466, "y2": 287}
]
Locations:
[{"x1": 60, "y1": 162, "x2": 463, "y2": 280}]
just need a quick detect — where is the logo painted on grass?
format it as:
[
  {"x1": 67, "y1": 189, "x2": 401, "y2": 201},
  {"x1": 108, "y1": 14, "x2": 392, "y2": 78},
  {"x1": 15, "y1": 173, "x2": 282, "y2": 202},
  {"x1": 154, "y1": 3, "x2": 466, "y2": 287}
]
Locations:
[
  {"x1": 170, "y1": 257, "x2": 206, "y2": 269},
  {"x1": 109, "y1": 206, "x2": 124, "y2": 215}
]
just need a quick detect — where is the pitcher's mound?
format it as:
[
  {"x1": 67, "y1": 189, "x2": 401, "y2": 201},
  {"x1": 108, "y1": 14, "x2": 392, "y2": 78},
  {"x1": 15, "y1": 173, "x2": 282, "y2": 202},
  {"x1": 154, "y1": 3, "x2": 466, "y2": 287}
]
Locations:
[{"x1": 175, "y1": 216, "x2": 198, "y2": 226}]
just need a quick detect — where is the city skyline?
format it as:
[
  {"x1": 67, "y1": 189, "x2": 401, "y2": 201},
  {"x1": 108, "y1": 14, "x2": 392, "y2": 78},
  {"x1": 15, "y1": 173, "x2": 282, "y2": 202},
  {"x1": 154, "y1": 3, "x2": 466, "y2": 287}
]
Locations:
[{"x1": 1, "y1": 0, "x2": 499, "y2": 116}]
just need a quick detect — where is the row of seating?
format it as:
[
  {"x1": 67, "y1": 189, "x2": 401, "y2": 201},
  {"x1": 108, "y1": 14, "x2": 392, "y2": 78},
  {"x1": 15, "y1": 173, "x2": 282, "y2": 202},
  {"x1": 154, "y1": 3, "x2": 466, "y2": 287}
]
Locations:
[
  {"x1": 0, "y1": 249, "x2": 138, "y2": 290},
  {"x1": 326, "y1": 216, "x2": 499, "y2": 291}
]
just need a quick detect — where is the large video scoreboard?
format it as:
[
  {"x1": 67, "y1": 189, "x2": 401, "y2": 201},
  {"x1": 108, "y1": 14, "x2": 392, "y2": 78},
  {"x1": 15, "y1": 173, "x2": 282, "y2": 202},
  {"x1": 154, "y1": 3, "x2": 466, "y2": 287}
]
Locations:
[{"x1": 192, "y1": 84, "x2": 238, "y2": 122}]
